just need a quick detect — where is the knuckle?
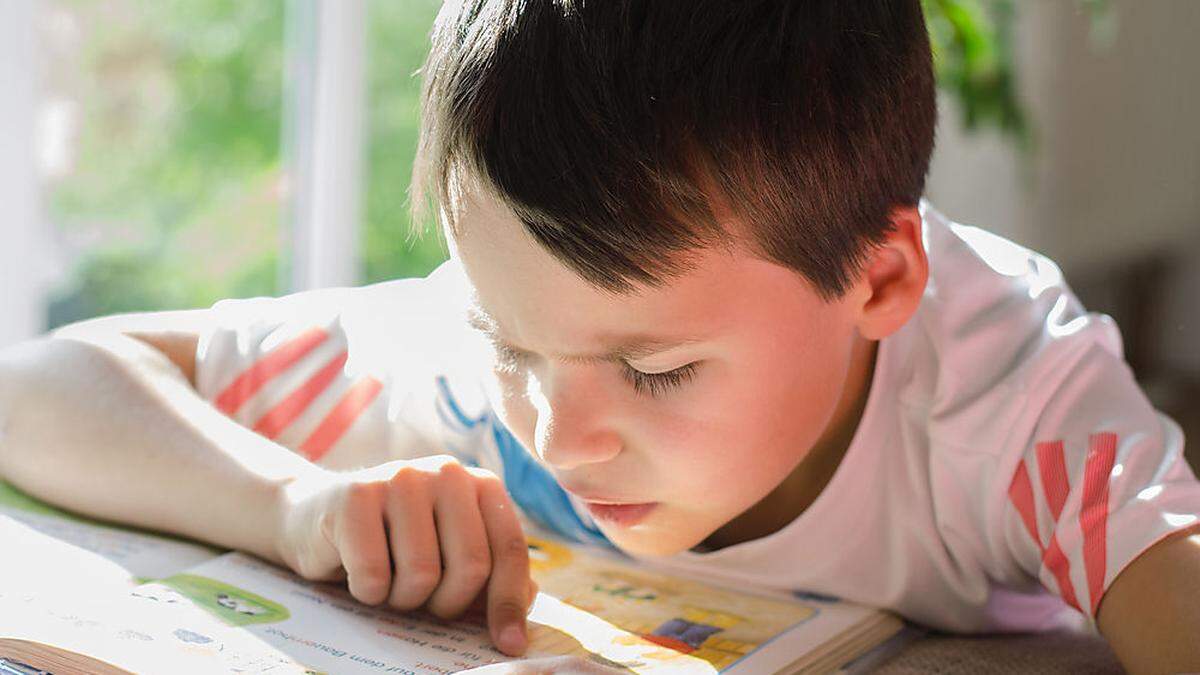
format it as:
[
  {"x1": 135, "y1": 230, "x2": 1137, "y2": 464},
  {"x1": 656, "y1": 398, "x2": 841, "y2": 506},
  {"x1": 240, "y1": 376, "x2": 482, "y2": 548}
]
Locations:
[
  {"x1": 496, "y1": 534, "x2": 531, "y2": 562},
  {"x1": 476, "y1": 478, "x2": 514, "y2": 508},
  {"x1": 457, "y1": 549, "x2": 492, "y2": 586},
  {"x1": 344, "y1": 481, "x2": 380, "y2": 508},
  {"x1": 426, "y1": 600, "x2": 461, "y2": 621},
  {"x1": 387, "y1": 465, "x2": 429, "y2": 492},
  {"x1": 467, "y1": 466, "x2": 503, "y2": 486},
  {"x1": 431, "y1": 453, "x2": 459, "y2": 466},
  {"x1": 436, "y1": 458, "x2": 469, "y2": 478},
  {"x1": 401, "y1": 558, "x2": 442, "y2": 596},
  {"x1": 415, "y1": 453, "x2": 460, "y2": 472},
  {"x1": 356, "y1": 562, "x2": 392, "y2": 589},
  {"x1": 351, "y1": 570, "x2": 391, "y2": 604},
  {"x1": 434, "y1": 466, "x2": 474, "y2": 498}
]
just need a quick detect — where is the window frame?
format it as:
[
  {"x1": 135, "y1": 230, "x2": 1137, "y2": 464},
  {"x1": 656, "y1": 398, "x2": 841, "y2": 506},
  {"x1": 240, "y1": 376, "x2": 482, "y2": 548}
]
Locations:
[{"x1": 281, "y1": 0, "x2": 367, "y2": 292}]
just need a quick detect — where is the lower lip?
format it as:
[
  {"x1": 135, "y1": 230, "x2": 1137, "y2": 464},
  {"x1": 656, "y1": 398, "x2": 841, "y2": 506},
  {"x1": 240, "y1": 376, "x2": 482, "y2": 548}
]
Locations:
[{"x1": 584, "y1": 502, "x2": 657, "y2": 527}]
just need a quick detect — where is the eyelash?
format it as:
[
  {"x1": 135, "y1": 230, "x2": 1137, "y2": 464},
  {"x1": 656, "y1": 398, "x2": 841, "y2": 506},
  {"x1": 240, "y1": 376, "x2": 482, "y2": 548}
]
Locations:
[
  {"x1": 620, "y1": 362, "x2": 698, "y2": 398},
  {"x1": 492, "y1": 345, "x2": 697, "y2": 398}
]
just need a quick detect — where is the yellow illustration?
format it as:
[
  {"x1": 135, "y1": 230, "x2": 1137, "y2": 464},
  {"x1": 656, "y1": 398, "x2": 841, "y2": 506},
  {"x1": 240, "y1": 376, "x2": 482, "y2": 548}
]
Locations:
[
  {"x1": 528, "y1": 537, "x2": 574, "y2": 573},
  {"x1": 525, "y1": 537, "x2": 817, "y2": 673}
]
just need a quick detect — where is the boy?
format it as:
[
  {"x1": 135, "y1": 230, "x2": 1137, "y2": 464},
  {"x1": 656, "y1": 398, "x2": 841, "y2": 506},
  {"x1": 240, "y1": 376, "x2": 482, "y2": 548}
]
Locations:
[{"x1": 1, "y1": 1, "x2": 1198, "y2": 672}]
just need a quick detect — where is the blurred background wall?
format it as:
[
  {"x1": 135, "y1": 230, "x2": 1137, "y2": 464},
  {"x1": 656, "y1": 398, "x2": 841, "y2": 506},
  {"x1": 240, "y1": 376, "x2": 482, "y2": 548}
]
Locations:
[{"x1": 0, "y1": 0, "x2": 1197, "y2": 442}]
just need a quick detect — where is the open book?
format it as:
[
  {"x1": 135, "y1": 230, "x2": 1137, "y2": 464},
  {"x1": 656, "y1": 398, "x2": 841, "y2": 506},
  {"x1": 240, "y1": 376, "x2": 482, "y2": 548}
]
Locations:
[{"x1": 0, "y1": 479, "x2": 910, "y2": 674}]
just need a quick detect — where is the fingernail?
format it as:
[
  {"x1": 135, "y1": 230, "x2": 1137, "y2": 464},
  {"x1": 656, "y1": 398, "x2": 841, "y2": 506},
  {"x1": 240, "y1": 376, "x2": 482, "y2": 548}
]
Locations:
[{"x1": 499, "y1": 624, "x2": 526, "y2": 654}]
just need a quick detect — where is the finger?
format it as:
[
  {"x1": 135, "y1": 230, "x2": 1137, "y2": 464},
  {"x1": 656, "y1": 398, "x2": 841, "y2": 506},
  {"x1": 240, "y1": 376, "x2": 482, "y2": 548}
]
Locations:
[
  {"x1": 461, "y1": 575, "x2": 534, "y2": 620},
  {"x1": 383, "y1": 469, "x2": 442, "y2": 610},
  {"x1": 427, "y1": 463, "x2": 492, "y2": 619},
  {"x1": 476, "y1": 474, "x2": 532, "y2": 656},
  {"x1": 334, "y1": 484, "x2": 392, "y2": 605}
]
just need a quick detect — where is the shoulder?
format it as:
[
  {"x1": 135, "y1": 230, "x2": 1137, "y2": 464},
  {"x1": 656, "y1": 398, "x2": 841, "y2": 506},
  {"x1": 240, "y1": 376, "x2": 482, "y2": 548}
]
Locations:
[
  {"x1": 192, "y1": 260, "x2": 490, "y2": 466},
  {"x1": 909, "y1": 204, "x2": 1123, "y2": 415},
  {"x1": 908, "y1": 205, "x2": 1137, "y2": 493}
]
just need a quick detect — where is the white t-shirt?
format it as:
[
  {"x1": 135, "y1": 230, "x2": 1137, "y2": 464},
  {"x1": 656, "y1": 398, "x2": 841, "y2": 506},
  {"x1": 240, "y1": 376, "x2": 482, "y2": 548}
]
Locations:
[{"x1": 194, "y1": 204, "x2": 1200, "y2": 634}]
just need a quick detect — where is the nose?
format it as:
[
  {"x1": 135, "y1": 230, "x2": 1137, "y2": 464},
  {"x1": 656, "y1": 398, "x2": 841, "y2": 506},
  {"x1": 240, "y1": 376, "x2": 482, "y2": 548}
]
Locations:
[{"x1": 529, "y1": 366, "x2": 622, "y2": 471}]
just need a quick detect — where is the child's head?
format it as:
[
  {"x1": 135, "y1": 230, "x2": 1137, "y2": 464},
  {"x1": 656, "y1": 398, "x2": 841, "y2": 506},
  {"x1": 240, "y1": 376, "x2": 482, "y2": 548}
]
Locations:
[{"x1": 413, "y1": 1, "x2": 936, "y2": 555}]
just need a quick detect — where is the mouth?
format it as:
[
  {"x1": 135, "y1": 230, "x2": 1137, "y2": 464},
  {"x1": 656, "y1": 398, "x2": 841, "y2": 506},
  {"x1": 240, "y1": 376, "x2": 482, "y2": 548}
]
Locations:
[{"x1": 582, "y1": 501, "x2": 658, "y2": 527}]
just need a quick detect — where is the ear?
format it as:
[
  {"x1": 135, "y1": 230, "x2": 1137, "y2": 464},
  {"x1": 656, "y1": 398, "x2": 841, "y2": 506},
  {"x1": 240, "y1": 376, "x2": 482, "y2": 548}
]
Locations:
[{"x1": 850, "y1": 206, "x2": 928, "y2": 341}]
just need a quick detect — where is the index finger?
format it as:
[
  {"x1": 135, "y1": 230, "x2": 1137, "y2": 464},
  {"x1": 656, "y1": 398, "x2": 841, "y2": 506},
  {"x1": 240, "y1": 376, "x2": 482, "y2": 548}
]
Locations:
[{"x1": 475, "y1": 474, "x2": 532, "y2": 656}]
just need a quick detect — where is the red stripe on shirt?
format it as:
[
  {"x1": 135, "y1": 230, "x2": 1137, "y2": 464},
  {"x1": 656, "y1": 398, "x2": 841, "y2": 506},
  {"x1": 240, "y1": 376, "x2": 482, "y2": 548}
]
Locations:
[
  {"x1": 1008, "y1": 459, "x2": 1043, "y2": 548},
  {"x1": 1042, "y1": 532, "x2": 1083, "y2": 612},
  {"x1": 299, "y1": 376, "x2": 383, "y2": 463},
  {"x1": 1081, "y1": 432, "x2": 1118, "y2": 615},
  {"x1": 1011, "y1": 457, "x2": 1083, "y2": 610},
  {"x1": 214, "y1": 327, "x2": 328, "y2": 416},
  {"x1": 252, "y1": 350, "x2": 349, "y2": 440},
  {"x1": 1036, "y1": 440, "x2": 1071, "y2": 522}
]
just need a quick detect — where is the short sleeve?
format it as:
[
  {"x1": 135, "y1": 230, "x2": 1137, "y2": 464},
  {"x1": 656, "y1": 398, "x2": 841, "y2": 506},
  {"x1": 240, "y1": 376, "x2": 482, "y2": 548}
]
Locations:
[
  {"x1": 996, "y1": 329, "x2": 1200, "y2": 622},
  {"x1": 193, "y1": 261, "x2": 495, "y2": 471},
  {"x1": 192, "y1": 261, "x2": 610, "y2": 545}
]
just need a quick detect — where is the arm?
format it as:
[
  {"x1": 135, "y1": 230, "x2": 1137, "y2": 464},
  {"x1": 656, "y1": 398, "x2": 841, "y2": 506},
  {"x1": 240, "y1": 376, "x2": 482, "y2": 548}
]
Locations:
[
  {"x1": 0, "y1": 305, "x2": 537, "y2": 655},
  {"x1": 1097, "y1": 524, "x2": 1200, "y2": 674},
  {"x1": 989, "y1": 338, "x2": 1200, "y2": 670},
  {"x1": 0, "y1": 311, "x2": 321, "y2": 563}
]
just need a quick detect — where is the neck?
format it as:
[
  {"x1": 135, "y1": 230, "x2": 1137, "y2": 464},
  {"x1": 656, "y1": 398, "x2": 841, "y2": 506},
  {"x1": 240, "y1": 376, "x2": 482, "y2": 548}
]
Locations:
[{"x1": 699, "y1": 335, "x2": 878, "y2": 551}]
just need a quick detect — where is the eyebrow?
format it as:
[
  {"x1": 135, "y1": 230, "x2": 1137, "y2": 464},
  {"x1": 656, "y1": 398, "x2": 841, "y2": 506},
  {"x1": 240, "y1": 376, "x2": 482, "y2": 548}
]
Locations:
[{"x1": 466, "y1": 305, "x2": 702, "y2": 363}]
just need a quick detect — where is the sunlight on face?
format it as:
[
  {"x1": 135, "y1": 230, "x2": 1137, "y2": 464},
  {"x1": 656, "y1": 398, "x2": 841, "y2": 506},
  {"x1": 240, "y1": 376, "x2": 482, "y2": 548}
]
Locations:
[{"x1": 449, "y1": 191, "x2": 868, "y2": 556}]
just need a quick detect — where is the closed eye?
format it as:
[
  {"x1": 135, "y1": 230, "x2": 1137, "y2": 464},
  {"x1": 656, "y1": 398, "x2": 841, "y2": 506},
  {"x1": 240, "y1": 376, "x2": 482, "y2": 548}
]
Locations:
[
  {"x1": 492, "y1": 341, "x2": 698, "y2": 398},
  {"x1": 620, "y1": 362, "x2": 698, "y2": 398}
]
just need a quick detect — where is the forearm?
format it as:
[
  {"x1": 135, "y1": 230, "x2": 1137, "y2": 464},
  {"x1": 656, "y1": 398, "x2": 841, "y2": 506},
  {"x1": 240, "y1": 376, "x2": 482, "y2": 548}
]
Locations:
[
  {"x1": 1098, "y1": 526, "x2": 1200, "y2": 674},
  {"x1": 0, "y1": 332, "x2": 325, "y2": 564}
]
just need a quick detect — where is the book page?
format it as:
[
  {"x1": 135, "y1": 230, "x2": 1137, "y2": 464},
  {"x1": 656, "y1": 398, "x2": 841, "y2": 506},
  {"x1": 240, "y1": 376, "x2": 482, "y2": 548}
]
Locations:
[
  {"x1": 152, "y1": 551, "x2": 708, "y2": 674},
  {"x1": 527, "y1": 537, "x2": 820, "y2": 672},
  {"x1": 0, "y1": 515, "x2": 310, "y2": 674},
  {"x1": 0, "y1": 479, "x2": 890, "y2": 674},
  {"x1": 150, "y1": 537, "x2": 879, "y2": 674},
  {"x1": 0, "y1": 478, "x2": 223, "y2": 582},
  {"x1": 523, "y1": 538, "x2": 899, "y2": 674}
]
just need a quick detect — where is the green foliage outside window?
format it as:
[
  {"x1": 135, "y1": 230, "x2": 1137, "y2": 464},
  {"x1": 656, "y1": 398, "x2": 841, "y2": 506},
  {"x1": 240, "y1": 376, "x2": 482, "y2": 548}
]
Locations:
[{"x1": 46, "y1": 0, "x2": 286, "y2": 326}]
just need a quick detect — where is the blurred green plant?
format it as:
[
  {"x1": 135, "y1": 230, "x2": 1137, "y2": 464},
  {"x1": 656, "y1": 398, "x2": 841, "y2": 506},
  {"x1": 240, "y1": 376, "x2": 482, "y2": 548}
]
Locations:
[
  {"x1": 362, "y1": 0, "x2": 445, "y2": 284},
  {"x1": 922, "y1": 0, "x2": 1113, "y2": 144},
  {"x1": 47, "y1": 0, "x2": 1110, "y2": 329},
  {"x1": 46, "y1": 0, "x2": 286, "y2": 326}
]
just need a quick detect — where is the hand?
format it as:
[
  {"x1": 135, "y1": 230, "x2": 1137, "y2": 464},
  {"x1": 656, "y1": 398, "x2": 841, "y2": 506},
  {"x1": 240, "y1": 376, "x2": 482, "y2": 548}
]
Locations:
[
  {"x1": 272, "y1": 455, "x2": 535, "y2": 655},
  {"x1": 463, "y1": 656, "x2": 627, "y2": 674}
]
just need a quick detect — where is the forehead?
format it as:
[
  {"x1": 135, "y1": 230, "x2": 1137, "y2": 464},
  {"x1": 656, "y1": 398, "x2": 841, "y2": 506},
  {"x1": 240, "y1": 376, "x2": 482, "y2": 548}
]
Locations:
[{"x1": 447, "y1": 191, "x2": 825, "y2": 352}]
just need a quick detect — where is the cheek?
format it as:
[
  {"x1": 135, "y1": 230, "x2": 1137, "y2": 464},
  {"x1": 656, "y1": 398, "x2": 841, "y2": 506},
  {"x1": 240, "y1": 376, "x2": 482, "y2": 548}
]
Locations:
[
  {"x1": 757, "y1": 333, "x2": 853, "y2": 447},
  {"x1": 661, "y1": 332, "x2": 853, "y2": 488}
]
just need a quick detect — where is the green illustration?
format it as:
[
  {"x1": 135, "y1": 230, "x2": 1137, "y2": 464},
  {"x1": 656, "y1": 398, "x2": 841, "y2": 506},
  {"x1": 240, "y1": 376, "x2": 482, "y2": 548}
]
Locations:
[{"x1": 163, "y1": 573, "x2": 291, "y2": 627}]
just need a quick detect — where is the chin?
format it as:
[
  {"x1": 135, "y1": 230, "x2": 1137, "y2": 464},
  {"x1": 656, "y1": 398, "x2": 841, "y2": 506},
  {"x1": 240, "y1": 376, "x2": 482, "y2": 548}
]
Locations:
[{"x1": 601, "y1": 523, "x2": 709, "y2": 558}]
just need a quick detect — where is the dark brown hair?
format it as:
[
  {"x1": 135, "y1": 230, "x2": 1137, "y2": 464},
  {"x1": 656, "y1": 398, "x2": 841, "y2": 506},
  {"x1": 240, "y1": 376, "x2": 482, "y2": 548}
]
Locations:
[{"x1": 413, "y1": 1, "x2": 936, "y2": 299}]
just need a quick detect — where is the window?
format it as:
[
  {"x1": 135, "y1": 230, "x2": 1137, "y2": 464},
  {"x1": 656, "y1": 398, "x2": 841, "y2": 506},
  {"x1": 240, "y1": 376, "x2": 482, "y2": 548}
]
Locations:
[
  {"x1": 363, "y1": 0, "x2": 447, "y2": 285},
  {"x1": 29, "y1": 0, "x2": 445, "y2": 335},
  {"x1": 41, "y1": 1, "x2": 287, "y2": 328}
]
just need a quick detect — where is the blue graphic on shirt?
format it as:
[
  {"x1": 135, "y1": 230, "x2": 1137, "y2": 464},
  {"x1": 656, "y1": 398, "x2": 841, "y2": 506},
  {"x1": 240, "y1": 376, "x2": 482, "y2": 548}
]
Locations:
[{"x1": 435, "y1": 377, "x2": 610, "y2": 546}]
